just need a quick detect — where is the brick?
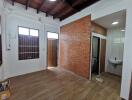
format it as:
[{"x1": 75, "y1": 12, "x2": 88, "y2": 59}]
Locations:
[{"x1": 59, "y1": 16, "x2": 91, "y2": 79}]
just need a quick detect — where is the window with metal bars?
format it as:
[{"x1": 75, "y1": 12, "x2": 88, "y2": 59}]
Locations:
[{"x1": 18, "y1": 27, "x2": 39, "y2": 60}]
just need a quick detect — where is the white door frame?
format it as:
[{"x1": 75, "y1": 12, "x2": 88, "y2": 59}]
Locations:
[{"x1": 89, "y1": 32, "x2": 107, "y2": 80}]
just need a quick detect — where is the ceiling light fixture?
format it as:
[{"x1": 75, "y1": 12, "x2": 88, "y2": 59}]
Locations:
[
  {"x1": 121, "y1": 29, "x2": 125, "y2": 32},
  {"x1": 112, "y1": 21, "x2": 119, "y2": 25},
  {"x1": 49, "y1": 0, "x2": 56, "y2": 1}
]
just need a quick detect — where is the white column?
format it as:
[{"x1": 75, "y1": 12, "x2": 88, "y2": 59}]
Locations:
[{"x1": 120, "y1": 0, "x2": 132, "y2": 99}]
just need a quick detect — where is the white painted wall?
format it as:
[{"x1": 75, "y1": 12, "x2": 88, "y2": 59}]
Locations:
[
  {"x1": 0, "y1": 0, "x2": 7, "y2": 81},
  {"x1": 106, "y1": 29, "x2": 125, "y2": 76},
  {"x1": 0, "y1": 0, "x2": 4, "y2": 8},
  {"x1": 0, "y1": 1, "x2": 60, "y2": 80},
  {"x1": 61, "y1": 0, "x2": 132, "y2": 99},
  {"x1": 120, "y1": 0, "x2": 132, "y2": 99}
]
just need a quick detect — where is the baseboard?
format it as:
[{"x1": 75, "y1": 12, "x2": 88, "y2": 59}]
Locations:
[{"x1": 9, "y1": 68, "x2": 47, "y2": 79}]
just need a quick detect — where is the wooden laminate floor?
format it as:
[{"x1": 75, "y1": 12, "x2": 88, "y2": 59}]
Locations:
[{"x1": 10, "y1": 67, "x2": 121, "y2": 100}]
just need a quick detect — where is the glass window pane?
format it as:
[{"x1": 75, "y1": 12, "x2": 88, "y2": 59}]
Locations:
[
  {"x1": 19, "y1": 27, "x2": 29, "y2": 35},
  {"x1": 48, "y1": 32, "x2": 58, "y2": 39},
  {"x1": 30, "y1": 29, "x2": 39, "y2": 36}
]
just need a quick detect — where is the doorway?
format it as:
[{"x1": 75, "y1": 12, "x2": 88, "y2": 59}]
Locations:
[
  {"x1": 92, "y1": 36, "x2": 100, "y2": 76},
  {"x1": 47, "y1": 32, "x2": 58, "y2": 67}
]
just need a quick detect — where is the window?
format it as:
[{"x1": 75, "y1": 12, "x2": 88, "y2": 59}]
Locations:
[
  {"x1": 19, "y1": 27, "x2": 29, "y2": 35},
  {"x1": 47, "y1": 32, "x2": 58, "y2": 39},
  {"x1": 30, "y1": 29, "x2": 39, "y2": 36},
  {"x1": 18, "y1": 27, "x2": 39, "y2": 60}
]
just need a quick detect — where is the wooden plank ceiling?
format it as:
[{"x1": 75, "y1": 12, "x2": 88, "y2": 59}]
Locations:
[{"x1": 11, "y1": 0, "x2": 100, "y2": 20}]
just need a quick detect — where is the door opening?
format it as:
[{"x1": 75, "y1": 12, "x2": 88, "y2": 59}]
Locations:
[
  {"x1": 91, "y1": 36, "x2": 100, "y2": 76},
  {"x1": 47, "y1": 32, "x2": 58, "y2": 68}
]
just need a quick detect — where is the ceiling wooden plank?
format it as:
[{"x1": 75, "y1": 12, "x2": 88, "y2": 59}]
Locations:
[
  {"x1": 49, "y1": 2, "x2": 64, "y2": 15},
  {"x1": 37, "y1": 0, "x2": 45, "y2": 13},
  {"x1": 62, "y1": 0, "x2": 78, "y2": 11},
  {"x1": 26, "y1": 0, "x2": 32, "y2": 10},
  {"x1": 45, "y1": 1, "x2": 60, "y2": 17},
  {"x1": 59, "y1": 8, "x2": 74, "y2": 18},
  {"x1": 53, "y1": 6, "x2": 70, "y2": 19},
  {"x1": 53, "y1": 0, "x2": 77, "y2": 19},
  {"x1": 60, "y1": 9, "x2": 76, "y2": 20},
  {"x1": 74, "y1": 0, "x2": 100, "y2": 11},
  {"x1": 63, "y1": 0, "x2": 73, "y2": 6},
  {"x1": 60, "y1": 12, "x2": 76, "y2": 21},
  {"x1": 60, "y1": 0, "x2": 100, "y2": 20},
  {"x1": 10, "y1": 0, "x2": 100, "y2": 20}
]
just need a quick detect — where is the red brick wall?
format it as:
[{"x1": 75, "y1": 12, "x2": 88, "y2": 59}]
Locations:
[{"x1": 59, "y1": 16, "x2": 91, "y2": 78}]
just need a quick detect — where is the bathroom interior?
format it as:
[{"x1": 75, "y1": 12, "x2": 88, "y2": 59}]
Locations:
[{"x1": 91, "y1": 9, "x2": 126, "y2": 84}]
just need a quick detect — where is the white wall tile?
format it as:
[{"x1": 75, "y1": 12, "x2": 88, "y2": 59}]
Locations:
[{"x1": 106, "y1": 29, "x2": 125, "y2": 76}]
